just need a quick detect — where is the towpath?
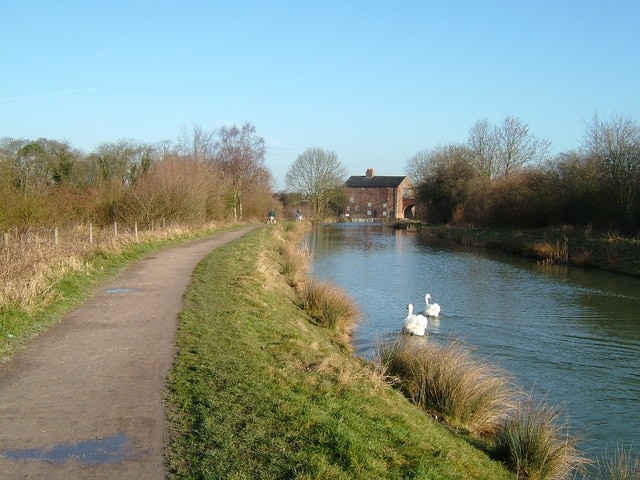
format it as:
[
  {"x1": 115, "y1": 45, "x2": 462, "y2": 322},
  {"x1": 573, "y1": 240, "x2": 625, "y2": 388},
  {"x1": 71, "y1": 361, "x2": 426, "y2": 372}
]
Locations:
[{"x1": 0, "y1": 226, "x2": 257, "y2": 479}]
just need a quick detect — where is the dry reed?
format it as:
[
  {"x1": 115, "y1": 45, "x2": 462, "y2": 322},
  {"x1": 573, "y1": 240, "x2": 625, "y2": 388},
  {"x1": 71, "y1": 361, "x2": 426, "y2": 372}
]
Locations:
[
  {"x1": 379, "y1": 334, "x2": 517, "y2": 436},
  {"x1": 1, "y1": 222, "x2": 216, "y2": 311},
  {"x1": 492, "y1": 394, "x2": 589, "y2": 480},
  {"x1": 597, "y1": 443, "x2": 640, "y2": 480},
  {"x1": 299, "y1": 277, "x2": 360, "y2": 338}
]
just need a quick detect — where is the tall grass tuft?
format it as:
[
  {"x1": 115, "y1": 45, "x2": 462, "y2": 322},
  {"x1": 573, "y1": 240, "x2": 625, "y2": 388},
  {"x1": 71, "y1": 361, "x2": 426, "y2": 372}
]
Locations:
[
  {"x1": 492, "y1": 394, "x2": 588, "y2": 480},
  {"x1": 299, "y1": 277, "x2": 360, "y2": 338},
  {"x1": 279, "y1": 241, "x2": 310, "y2": 288},
  {"x1": 379, "y1": 335, "x2": 517, "y2": 436},
  {"x1": 597, "y1": 443, "x2": 640, "y2": 480}
]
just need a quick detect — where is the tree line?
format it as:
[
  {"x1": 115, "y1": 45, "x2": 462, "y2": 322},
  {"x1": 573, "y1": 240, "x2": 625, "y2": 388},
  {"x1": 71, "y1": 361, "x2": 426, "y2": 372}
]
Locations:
[
  {"x1": 406, "y1": 113, "x2": 640, "y2": 233},
  {"x1": 0, "y1": 123, "x2": 273, "y2": 230}
]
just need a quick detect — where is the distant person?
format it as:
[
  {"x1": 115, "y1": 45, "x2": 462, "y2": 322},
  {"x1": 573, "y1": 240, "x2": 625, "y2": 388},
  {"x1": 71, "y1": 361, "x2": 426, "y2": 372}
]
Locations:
[
  {"x1": 295, "y1": 209, "x2": 303, "y2": 221},
  {"x1": 268, "y1": 209, "x2": 276, "y2": 223}
]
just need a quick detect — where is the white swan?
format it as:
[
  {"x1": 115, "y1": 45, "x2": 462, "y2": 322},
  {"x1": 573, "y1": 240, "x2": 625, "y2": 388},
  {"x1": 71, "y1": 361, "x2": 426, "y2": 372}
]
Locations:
[
  {"x1": 423, "y1": 293, "x2": 441, "y2": 317},
  {"x1": 403, "y1": 304, "x2": 428, "y2": 336}
]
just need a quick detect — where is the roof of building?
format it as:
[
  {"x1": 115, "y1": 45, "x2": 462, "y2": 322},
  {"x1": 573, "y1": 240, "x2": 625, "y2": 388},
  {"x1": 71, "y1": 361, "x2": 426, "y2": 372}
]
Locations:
[{"x1": 345, "y1": 175, "x2": 408, "y2": 188}]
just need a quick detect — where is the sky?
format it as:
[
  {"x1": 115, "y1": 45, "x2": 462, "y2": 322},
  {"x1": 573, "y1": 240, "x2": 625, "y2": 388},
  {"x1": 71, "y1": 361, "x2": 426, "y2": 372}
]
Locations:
[{"x1": 2, "y1": 1, "x2": 639, "y2": 189}]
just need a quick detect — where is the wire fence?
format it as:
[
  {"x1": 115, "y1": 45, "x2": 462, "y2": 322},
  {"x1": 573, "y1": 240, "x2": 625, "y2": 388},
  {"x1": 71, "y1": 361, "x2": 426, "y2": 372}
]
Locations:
[{"x1": 0, "y1": 220, "x2": 204, "y2": 308}]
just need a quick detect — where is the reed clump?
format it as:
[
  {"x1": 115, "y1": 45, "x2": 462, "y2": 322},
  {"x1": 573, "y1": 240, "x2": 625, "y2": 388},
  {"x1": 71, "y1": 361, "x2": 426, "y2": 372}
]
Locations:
[
  {"x1": 378, "y1": 334, "x2": 594, "y2": 479},
  {"x1": 379, "y1": 334, "x2": 517, "y2": 436},
  {"x1": 492, "y1": 395, "x2": 589, "y2": 480},
  {"x1": 597, "y1": 443, "x2": 640, "y2": 480},
  {"x1": 279, "y1": 241, "x2": 310, "y2": 288},
  {"x1": 298, "y1": 277, "x2": 360, "y2": 338}
]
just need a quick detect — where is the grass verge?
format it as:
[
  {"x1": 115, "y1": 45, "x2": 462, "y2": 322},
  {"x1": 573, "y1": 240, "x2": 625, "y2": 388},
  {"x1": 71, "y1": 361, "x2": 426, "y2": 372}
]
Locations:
[
  {"x1": 165, "y1": 224, "x2": 515, "y2": 479},
  {"x1": 0, "y1": 223, "x2": 241, "y2": 362}
]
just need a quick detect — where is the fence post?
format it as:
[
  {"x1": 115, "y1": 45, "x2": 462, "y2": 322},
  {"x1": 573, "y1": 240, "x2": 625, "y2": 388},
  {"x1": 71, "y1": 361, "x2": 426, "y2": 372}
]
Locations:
[
  {"x1": 54, "y1": 227, "x2": 59, "y2": 246},
  {"x1": 89, "y1": 223, "x2": 93, "y2": 244},
  {"x1": 134, "y1": 222, "x2": 138, "y2": 241},
  {"x1": 114, "y1": 222, "x2": 118, "y2": 238},
  {"x1": 3, "y1": 233, "x2": 8, "y2": 246}
]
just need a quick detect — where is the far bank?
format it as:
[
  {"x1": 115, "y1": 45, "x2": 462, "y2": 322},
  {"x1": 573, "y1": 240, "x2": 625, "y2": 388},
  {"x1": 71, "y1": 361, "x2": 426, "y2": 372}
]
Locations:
[{"x1": 396, "y1": 223, "x2": 640, "y2": 279}]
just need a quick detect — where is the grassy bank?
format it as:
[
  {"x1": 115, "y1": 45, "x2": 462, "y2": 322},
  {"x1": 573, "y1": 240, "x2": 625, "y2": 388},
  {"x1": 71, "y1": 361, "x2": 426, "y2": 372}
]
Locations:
[
  {"x1": 165, "y1": 224, "x2": 515, "y2": 479},
  {"x1": 412, "y1": 224, "x2": 640, "y2": 278}
]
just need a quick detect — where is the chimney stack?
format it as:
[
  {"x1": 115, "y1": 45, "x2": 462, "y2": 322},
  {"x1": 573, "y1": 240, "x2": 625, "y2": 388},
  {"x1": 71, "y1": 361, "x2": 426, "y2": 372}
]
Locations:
[{"x1": 365, "y1": 168, "x2": 374, "y2": 178}]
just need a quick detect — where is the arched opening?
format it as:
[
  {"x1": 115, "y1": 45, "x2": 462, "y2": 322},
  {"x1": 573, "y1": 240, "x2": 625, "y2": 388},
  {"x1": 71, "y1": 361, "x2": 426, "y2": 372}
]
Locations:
[{"x1": 403, "y1": 205, "x2": 415, "y2": 219}]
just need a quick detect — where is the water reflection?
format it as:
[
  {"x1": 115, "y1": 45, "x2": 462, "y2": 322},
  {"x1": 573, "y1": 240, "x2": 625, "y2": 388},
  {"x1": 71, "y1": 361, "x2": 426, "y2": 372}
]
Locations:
[{"x1": 308, "y1": 223, "x2": 640, "y2": 465}]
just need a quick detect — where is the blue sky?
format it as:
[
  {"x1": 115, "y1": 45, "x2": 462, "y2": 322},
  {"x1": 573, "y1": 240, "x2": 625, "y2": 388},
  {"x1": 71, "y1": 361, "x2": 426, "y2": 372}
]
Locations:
[{"x1": 2, "y1": 1, "x2": 639, "y2": 189}]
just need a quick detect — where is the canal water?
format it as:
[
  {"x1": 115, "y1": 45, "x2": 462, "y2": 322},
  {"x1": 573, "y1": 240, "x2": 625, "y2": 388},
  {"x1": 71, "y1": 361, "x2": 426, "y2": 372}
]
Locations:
[{"x1": 307, "y1": 222, "x2": 640, "y2": 466}]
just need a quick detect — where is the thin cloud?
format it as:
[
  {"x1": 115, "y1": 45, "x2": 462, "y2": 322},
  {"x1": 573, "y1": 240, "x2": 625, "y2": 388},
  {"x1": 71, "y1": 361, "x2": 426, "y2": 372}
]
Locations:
[
  {"x1": 0, "y1": 87, "x2": 100, "y2": 103},
  {"x1": 264, "y1": 136, "x2": 294, "y2": 150}
]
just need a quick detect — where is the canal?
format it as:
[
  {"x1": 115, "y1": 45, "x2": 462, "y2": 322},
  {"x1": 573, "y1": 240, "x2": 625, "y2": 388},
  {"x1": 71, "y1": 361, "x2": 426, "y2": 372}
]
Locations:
[{"x1": 307, "y1": 222, "x2": 640, "y2": 467}]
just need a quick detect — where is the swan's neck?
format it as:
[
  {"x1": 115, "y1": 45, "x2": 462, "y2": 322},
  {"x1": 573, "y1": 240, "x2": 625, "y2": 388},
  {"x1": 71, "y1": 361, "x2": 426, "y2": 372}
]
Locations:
[{"x1": 408, "y1": 304, "x2": 413, "y2": 316}]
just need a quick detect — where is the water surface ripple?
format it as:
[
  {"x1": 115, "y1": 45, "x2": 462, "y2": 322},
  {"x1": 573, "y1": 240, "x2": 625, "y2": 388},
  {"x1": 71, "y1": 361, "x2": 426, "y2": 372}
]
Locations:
[{"x1": 308, "y1": 223, "x2": 640, "y2": 463}]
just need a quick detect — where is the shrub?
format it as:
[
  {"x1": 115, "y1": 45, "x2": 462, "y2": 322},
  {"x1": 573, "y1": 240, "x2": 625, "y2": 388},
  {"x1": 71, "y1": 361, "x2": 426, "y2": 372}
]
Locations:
[
  {"x1": 492, "y1": 394, "x2": 588, "y2": 480},
  {"x1": 379, "y1": 335, "x2": 517, "y2": 436},
  {"x1": 299, "y1": 277, "x2": 360, "y2": 338}
]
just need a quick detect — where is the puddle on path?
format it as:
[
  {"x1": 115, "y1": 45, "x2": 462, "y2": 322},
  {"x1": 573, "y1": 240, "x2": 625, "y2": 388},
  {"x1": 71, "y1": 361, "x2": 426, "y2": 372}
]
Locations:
[
  {"x1": 1, "y1": 435, "x2": 135, "y2": 464},
  {"x1": 106, "y1": 287, "x2": 137, "y2": 294}
]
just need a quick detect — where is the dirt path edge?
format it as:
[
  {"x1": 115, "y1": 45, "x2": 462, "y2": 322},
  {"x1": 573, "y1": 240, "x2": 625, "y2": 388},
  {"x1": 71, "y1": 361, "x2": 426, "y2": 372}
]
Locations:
[{"x1": 0, "y1": 225, "x2": 258, "y2": 479}]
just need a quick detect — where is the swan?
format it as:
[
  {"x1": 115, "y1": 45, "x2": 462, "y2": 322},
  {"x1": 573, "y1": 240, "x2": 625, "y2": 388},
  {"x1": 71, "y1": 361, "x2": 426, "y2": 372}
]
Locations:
[
  {"x1": 403, "y1": 303, "x2": 428, "y2": 336},
  {"x1": 423, "y1": 293, "x2": 441, "y2": 317}
]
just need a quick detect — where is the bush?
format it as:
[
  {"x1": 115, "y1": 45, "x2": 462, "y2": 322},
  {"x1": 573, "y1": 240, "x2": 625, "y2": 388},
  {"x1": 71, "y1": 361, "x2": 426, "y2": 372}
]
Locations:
[
  {"x1": 379, "y1": 335, "x2": 516, "y2": 436},
  {"x1": 299, "y1": 277, "x2": 360, "y2": 338},
  {"x1": 492, "y1": 395, "x2": 588, "y2": 480}
]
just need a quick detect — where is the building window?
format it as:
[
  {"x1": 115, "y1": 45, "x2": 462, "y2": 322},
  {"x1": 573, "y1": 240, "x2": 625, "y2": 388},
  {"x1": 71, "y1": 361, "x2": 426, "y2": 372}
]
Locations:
[
  {"x1": 383, "y1": 203, "x2": 387, "y2": 208},
  {"x1": 367, "y1": 202, "x2": 372, "y2": 208},
  {"x1": 403, "y1": 188, "x2": 411, "y2": 198},
  {"x1": 346, "y1": 206, "x2": 351, "y2": 212},
  {"x1": 367, "y1": 210, "x2": 372, "y2": 216},
  {"x1": 349, "y1": 197, "x2": 354, "y2": 203},
  {"x1": 383, "y1": 211, "x2": 388, "y2": 216}
]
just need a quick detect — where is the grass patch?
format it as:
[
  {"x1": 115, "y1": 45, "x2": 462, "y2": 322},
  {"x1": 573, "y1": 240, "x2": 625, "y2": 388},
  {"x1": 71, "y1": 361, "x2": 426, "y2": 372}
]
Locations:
[
  {"x1": 379, "y1": 335, "x2": 517, "y2": 437},
  {"x1": 597, "y1": 443, "x2": 640, "y2": 480},
  {"x1": 299, "y1": 277, "x2": 361, "y2": 337},
  {"x1": 492, "y1": 395, "x2": 588, "y2": 480},
  {"x1": 165, "y1": 225, "x2": 515, "y2": 479}
]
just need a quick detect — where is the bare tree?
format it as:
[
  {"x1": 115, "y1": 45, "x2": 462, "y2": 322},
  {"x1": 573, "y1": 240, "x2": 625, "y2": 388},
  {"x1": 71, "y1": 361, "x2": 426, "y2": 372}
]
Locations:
[
  {"x1": 214, "y1": 123, "x2": 268, "y2": 220},
  {"x1": 582, "y1": 113, "x2": 640, "y2": 226},
  {"x1": 497, "y1": 117, "x2": 550, "y2": 177},
  {"x1": 285, "y1": 147, "x2": 347, "y2": 218},
  {"x1": 405, "y1": 149, "x2": 432, "y2": 184},
  {"x1": 174, "y1": 126, "x2": 216, "y2": 162},
  {"x1": 467, "y1": 117, "x2": 550, "y2": 178},
  {"x1": 467, "y1": 119, "x2": 498, "y2": 178}
]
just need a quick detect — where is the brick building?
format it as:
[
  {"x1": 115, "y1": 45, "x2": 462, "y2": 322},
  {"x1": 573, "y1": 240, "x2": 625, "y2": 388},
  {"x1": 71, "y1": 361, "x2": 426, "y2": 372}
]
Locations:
[{"x1": 343, "y1": 168, "x2": 416, "y2": 220}]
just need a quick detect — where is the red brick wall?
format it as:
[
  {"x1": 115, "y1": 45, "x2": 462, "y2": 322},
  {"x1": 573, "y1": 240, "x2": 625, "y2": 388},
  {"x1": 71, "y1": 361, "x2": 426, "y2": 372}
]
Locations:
[{"x1": 345, "y1": 177, "x2": 415, "y2": 220}]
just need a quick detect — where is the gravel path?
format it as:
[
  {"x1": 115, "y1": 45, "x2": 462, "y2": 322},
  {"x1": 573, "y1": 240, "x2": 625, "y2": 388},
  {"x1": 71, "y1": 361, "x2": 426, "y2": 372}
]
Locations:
[{"x1": 0, "y1": 226, "x2": 257, "y2": 479}]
